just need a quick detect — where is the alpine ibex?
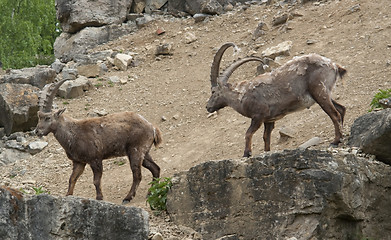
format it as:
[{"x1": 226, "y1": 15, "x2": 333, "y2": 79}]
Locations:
[
  {"x1": 207, "y1": 43, "x2": 346, "y2": 157},
  {"x1": 35, "y1": 80, "x2": 162, "y2": 203}
]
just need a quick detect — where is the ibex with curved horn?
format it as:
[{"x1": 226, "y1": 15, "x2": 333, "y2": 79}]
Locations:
[
  {"x1": 35, "y1": 80, "x2": 162, "y2": 203},
  {"x1": 207, "y1": 43, "x2": 346, "y2": 157}
]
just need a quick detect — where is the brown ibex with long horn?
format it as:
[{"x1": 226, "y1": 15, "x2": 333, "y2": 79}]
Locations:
[
  {"x1": 207, "y1": 43, "x2": 346, "y2": 157},
  {"x1": 35, "y1": 80, "x2": 162, "y2": 203}
]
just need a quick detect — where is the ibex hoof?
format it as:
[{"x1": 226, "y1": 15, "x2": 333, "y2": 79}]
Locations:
[
  {"x1": 122, "y1": 199, "x2": 131, "y2": 205},
  {"x1": 243, "y1": 151, "x2": 252, "y2": 158},
  {"x1": 329, "y1": 140, "x2": 342, "y2": 148}
]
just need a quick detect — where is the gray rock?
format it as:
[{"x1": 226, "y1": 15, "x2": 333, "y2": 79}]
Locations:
[
  {"x1": 73, "y1": 50, "x2": 114, "y2": 65},
  {"x1": 298, "y1": 136, "x2": 321, "y2": 149},
  {"x1": 136, "y1": 15, "x2": 154, "y2": 28},
  {"x1": 0, "y1": 148, "x2": 31, "y2": 166},
  {"x1": 184, "y1": 32, "x2": 197, "y2": 44},
  {"x1": 56, "y1": 0, "x2": 131, "y2": 33},
  {"x1": 200, "y1": 0, "x2": 223, "y2": 15},
  {"x1": 54, "y1": 22, "x2": 137, "y2": 63},
  {"x1": 131, "y1": 0, "x2": 146, "y2": 13},
  {"x1": 57, "y1": 77, "x2": 93, "y2": 99},
  {"x1": 51, "y1": 59, "x2": 66, "y2": 74},
  {"x1": 252, "y1": 21, "x2": 268, "y2": 40},
  {"x1": 0, "y1": 83, "x2": 40, "y2": 135},
  {"x1": 0, "y1": 66, "x2": 56, "y2": 89},
  {"x1": 262, "y1": 41, "x2": 293, "y2": 59},
  {"x1": 28, "y1": 141, "x2": 48, "y2": 155},
  {"x1": 348, "y1": 108, "x2": 391, "y2": 165},
  {"x1": 193, "y1": 13, "x2": 211, "y2": 23},
  {"x1": 114, "y1": 54, "x2": 133, "y2": 71},
  {"x1": 167, "y1": 149, "x2": 391, "y2": 239},
  {"x1": 155, "y1": 43, "x2": 174, "y2": 55},
  {"x1": 145, "y1": 0, "x2": 168, "y2": 14},
  {"x1": 0, "y1": 187, "x2": 149, "y2": 240},
  {"x1": 61, "y1": 68, "x2": 78, "y2": 80},
  {"x1": 77, "y1": 64, "x2": 100, "y2": 78}
]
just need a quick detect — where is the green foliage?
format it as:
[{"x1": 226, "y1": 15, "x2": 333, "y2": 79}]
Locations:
[
  {"x1": 32, "y1": 186, "x2": 48, "y2": 195},
  {"x1": 146, "y1": 177, "x2": 173, "y2": 212},
  {"x1": 0, "y1": 0, "x2": 60, "y2": 69},
  {"x1": 369, "y1": 89, "x2": 391, "y2": 112},
  {"x1": 19, "y1": 186, "x2": 50, "y2": 195}
]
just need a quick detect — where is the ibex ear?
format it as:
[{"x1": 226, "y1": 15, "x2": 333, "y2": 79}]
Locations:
[{"x1": 54, "y1": 108, "x2": 66, "y2": 118}]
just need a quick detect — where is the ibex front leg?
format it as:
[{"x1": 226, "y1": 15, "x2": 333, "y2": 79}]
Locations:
[
  {"x1": 244, "y1": 118, "x2": 262, "y2": 157},
  {"x1": 67, "y1": 161, "x2": 86, "y2": 196}
]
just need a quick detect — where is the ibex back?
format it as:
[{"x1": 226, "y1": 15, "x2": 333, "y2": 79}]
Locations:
[
  {"x1": 35, "y1": 80, "x2": 162, "y2": 203},
  {"x1": 206, "y1": 43, "x2": 346, "y2": 157}
]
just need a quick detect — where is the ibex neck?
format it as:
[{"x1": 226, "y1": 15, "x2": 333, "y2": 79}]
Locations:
[
  {"x1": 53, "y1": 116, "x2": 78, "y2": 149},
  {"x1": 224, "y1": 86, "x2": 248, "y2": 116}
]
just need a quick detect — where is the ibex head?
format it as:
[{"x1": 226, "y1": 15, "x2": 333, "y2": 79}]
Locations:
[
  {"x1": 206, "y1": 43, "x2": 264, "y2": 113},
  {"x1": 35, "y1": 80, "x2": 67, "y2": 137}
]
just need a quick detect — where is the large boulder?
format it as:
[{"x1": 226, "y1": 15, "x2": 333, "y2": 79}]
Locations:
[
  {"x1": 54, "y1": 23, "x2": 137, "y2": 63},
  {"x1": 0, "y1": 83, "x2": 39, "y2": 135},
  {"x1": 56, "y1": 0, "x2": 132, "y2": 34},
  {"x1": 348, "y1": 108, "x2": 391, "y2": 165},
  {"x1": 58, "y1": 77, "x2": 93, "y2": 99},
  {"x1": 168, "y1": 0, "x2": 247, "y2": 15},
  {"x1": 167, "y1": 149, "x2": 391, "y2": 240},
  {"x1": 0, "y1": 66, "x2": 56, "y2": 89},
  {"x1": 0, "y1": 187, "x2": 149, "y2": 240}
]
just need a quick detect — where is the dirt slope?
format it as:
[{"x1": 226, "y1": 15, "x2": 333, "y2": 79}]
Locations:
[{"x1": 2, "y1": 0, "x2": 391, "y2": 238}]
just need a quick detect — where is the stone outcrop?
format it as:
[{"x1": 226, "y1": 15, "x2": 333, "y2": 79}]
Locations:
[
  {"x1": 0, "y1": 83, "x2": 40, "y2": 135},
  {"x1": 348, "y1": 108, "x2": 391, "y2": 165},
  {"x1": 56, "y1": 0, "x2": 132, "y2": 34},
  {"x1": 0, "y1": 187, "x2": 149, "y2": 240},
  {"x1": 54, "y1": 23, "x2": 137, "y2": 63},
  {"x1": 57, "y1": 77, "x2": 93, "y2": 99},
  {"x1": 167, "y1": 149, "x2": 391, "y2": 240},
  {"x1": 0, "y1": 66, "x2": 56, "y2": 89}
]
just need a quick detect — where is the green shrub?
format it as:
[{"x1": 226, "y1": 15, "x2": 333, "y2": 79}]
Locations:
[
  {"x1": 0, "y1": 0, "x2": 60, "y2": 69},
  {"x1": 146, "y1": 177, "x2": 172, "y2": 212},
  {"x1": 369, "y1": 89, "x2": 391, "y2": 112}
]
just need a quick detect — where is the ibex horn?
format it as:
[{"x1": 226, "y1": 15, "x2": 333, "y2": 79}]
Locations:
[
  {"x1": 210, "y1": 43, "x2": 239, "y2": 87},
  {"x1": 39, "y1": 79, "x2": 67, "y2": 112},
  {"x1": 219, "y1": 56, "x2": 264, "y2": 85}
]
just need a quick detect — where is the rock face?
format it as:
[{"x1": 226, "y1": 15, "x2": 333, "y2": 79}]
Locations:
[
  {"x1": 56, "y1": 0, "x2": 132, "y2": 34},
  {"x1": 54, "y1": 23, "x2": 137, "y2": 62},
  {"x1": 167, "y1": 149, "x2": 391, "y2": 240},
  {"x1": 0, "y1": 83, "x2": 40, "y2": 135},
  {"x1": 348, "y1": 108, "x2": 391, "y2": 165},
  {"x1": 0, "y1": 187, "x2": 149, "y2": 240},
  {"x1": 0, "y1": 66, "x2": 56, "y2": 89}
]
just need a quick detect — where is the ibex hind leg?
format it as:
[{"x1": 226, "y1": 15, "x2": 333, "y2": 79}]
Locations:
[
  {"x1": 123, "y1": 148, "x2": 143, "y2": 204},
  {"x1": 332, "y1": 99, "x2": 346, "y2": 126},
  {"x1": 310, "y1": 87, "x2": 344, "y2": 147},
  {"x1": 90, "y1": 161, "x2": 104, "y2": 200},
  {"x1": 263, "y1": 122, "x2": 275, "y2": 152},
  {"x1": 142, "y1": 152, "x2": 160, "y2": 179},
  {"x1": 244, "y1": 118, "x2": 262, "y2": 157},
  {"x1": 142, "y1": 153, "x2": 160, "y2": 197}
]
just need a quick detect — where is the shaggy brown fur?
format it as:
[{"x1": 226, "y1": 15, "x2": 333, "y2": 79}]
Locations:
[
  {"x1": 207, "y1": 43, "x2": 346, "y2": 157},
  {"x1": 36, "y1": 81, "x2": 161, "y2": 203}
]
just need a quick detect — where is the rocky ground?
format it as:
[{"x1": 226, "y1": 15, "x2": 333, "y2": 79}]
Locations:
[{"x1": 1, "y1": 0, "x2": 391, "y2": 238}]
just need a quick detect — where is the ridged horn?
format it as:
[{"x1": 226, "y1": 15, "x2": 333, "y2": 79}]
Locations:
[
  {"x1": 39, "y1": 79, "x2": 67, "y2": 112},
  {"x1": 210, "y1": 43, "x2": 239, "y2": 87},
  {"x1": 218, "y1": 56, "x2": 264, "y2": 85}
]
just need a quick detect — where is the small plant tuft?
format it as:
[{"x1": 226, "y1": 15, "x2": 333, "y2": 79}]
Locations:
[
  {"x1": 32, "y1": 186, "x2": 50, "y2": 195},
  {"x1": 369, "y1": 88, "x2": 391, "y2": 112},
  {"x1": 146, "y1": 177, "x2": 172, "y2": 212}
]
